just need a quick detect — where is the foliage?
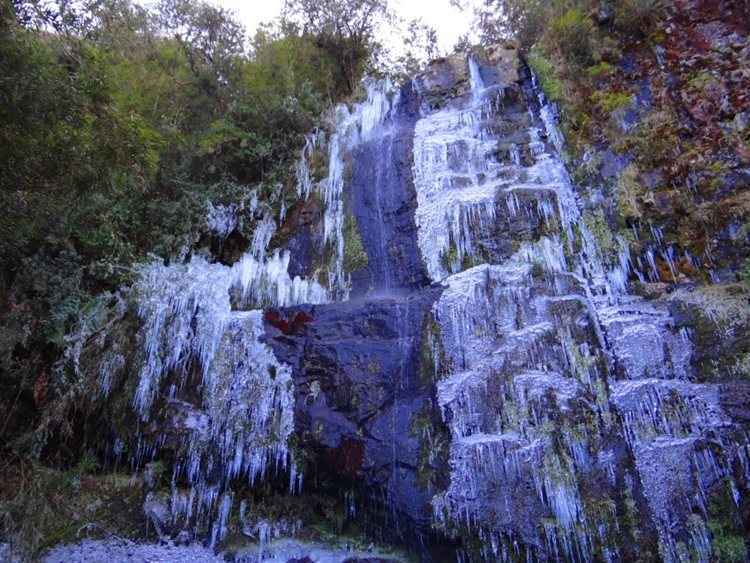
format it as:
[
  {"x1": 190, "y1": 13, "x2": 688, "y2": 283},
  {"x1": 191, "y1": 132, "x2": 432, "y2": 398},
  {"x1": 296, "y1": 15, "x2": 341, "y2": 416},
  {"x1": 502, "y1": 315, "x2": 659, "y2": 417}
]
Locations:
[
  {"x1": 474, "y1": 0, "x2": 549, "y2": 49},
  {"x1": 591, "y1": 90, "x2": 633, "y2": 114},
  {"x1": 707, "y1": 479, "x2": 748, "y2": 562},
  {"x1": 343, "y1": 213, "x2": 368, "y2": 273},
  {"x1": 0, "y1": 456, "x2": 148, "y2": 559},
  {"x1": 614, "y1": 109, "x2": 681, "y2": 168},
  {"x1": 613, "y1": 0, "x2": 665, "y2": 35},
  {"x1": 527, "y1": 46, "x2": 564, "y2": 102},
  {"x1": 549, "y1": 8, "x2": 596, "y2": 68},
  {"x1": 282, "y1": 0, "x2": 389, "y2": 94},
  {"x1": 583, "y1": 209, "x2": 616, "y2": 258},
  {"x1": 586, "y1": 61, "x2": 615, "y2": 79},
  {"x1": 392, "y1": 17, "x2": 440, "y2": 78},
  {"x1": 616, "y1": 164, "x2": 644, "y2": 220},
  {"x1": 156, "y1": 0, "x2": 245, "y2": 96}
]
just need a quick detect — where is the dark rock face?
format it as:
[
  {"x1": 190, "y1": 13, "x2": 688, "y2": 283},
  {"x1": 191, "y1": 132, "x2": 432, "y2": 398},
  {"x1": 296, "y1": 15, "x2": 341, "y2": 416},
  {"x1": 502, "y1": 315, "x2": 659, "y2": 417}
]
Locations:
[
  {"x1": 348, "y1": 81, "x2": 429, "y2": 293},
  {"x1": 276, "y1": 197, "x2": 325, "y2": 279},
  {"x1": 264, "y1": 288, "x2": 443, "y2": 533},
  {"x1": 256, "y1": 79, "x2": 447, "y2": 544}
]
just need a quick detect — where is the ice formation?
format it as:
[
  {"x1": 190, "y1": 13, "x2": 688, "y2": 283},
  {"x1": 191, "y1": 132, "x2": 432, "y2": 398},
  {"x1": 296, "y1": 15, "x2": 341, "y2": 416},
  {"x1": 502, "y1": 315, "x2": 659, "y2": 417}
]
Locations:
[
  {"x1": 294, "y1": 80, "x2": 398, "y2": 297},
  {"x1": 413, "y1": 57, "x2": 749, "y2": 562}
]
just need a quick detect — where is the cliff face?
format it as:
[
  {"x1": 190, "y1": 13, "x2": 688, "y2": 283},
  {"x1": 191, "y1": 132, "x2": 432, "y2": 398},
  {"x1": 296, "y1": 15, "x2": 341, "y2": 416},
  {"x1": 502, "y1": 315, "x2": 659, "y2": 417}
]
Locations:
[
  {"x1": 527, "y1": 0, "x2": 750, "y2": 387},
  {"x1": 8, "y1": 25, "x2": 750, "y2": 563}
]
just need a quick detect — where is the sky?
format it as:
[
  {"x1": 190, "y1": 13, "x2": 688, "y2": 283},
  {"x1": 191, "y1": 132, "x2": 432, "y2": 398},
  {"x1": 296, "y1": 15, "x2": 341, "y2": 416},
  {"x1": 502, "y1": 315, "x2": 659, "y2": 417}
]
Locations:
[{"x1": 215, "y1": 0, "x2": 477, "y2": 55}]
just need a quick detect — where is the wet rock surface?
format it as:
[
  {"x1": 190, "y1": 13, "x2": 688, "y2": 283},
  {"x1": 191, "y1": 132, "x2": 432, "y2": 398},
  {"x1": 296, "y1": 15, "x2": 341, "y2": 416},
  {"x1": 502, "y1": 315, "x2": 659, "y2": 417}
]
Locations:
[
  {"x1": 265, "y1": 289, "x2": 443, "y2": 532},
  {"x1": 348, "y1": 81, "x2": 429, "y2": 293},
  {"x1": 278, "y1": 197, "x2": 326, "y2": 280}
]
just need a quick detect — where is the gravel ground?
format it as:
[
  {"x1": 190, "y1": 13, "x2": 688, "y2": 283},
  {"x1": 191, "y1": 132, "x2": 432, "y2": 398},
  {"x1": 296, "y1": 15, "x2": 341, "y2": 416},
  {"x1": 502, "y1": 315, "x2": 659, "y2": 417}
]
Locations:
[
  {"x1": 233, "y1": 538, "x2": 402, "y2": 562},
  {"x1": 42, "y1": 538, "x2": 404, "y2": 562},
  {"x1": 43, "y1": 539, "x2": 225, "y2": 562}
]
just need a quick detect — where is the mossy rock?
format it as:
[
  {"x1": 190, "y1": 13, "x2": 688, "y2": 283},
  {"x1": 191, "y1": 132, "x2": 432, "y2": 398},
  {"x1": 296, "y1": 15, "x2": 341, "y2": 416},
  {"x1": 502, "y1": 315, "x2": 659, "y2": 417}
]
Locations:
[{"x1": 0, "y1": 462, "x2": 150, "y2": 560}]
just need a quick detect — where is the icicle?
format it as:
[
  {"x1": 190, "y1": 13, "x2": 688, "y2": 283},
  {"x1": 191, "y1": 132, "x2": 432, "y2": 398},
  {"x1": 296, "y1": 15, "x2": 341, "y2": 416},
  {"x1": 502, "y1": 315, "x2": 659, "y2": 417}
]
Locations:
[
  {"x1": 469, "y1": 56, "x2": 485, "y2": 103},
  {"x1": 295, "y1": 132, "x2": 318, "y2": 200},
  {"x1": 206, "y1": 202, "x2": 239, "y2": 239}
]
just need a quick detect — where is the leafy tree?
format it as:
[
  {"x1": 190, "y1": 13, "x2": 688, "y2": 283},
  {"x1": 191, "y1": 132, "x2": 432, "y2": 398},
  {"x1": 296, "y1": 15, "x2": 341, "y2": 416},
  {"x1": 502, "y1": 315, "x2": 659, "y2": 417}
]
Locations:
[
  {"x1": 452, "y1": 32, "x2": 473, "y2": 54},
  {"x1": 394, "y1": 17, "x2": 440, "y2": 77},
  {"x1": 282, "y1": 0, "x2": 390, "y2": 94},
  {"x1": 156, "y1": 0, "x2": 245, "y2": 108},
  {"x1": 473, "y1": 0, "x2": 550, "y2": 49}
]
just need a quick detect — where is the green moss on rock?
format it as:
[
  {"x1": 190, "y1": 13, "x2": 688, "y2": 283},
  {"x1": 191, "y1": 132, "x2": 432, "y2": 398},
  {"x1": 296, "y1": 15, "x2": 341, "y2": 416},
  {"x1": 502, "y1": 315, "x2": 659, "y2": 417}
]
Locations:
[
  {"x1": 616, "y1": 164, "x2": 644, "y2": 220},
  {"x1": 707, "y1": 478, "x2": 748, "y2": 562},
  {"x1": 527, "y1": 47, "x2": 564, "y2": 103},
  {"x1": 583, "y1": 209, "x2": 617, "y2": 256},
  {"x1": 586, "y1": 62, "x2": 616, "y2": 79},
  {"x1": 409, "y1": 403, "x2": 450, "y2": 493},
  {"x1": 591, "y1": 90, "x2": 633, "y2": 115},
  {"x1": 418, "y1": 313, "x2": 449, "y2": 385},
  {"x1": 0, "y1": 461, "x2": 149, "y2": 559},
  {"x1": 342, "y1": 212, "x2": 368, "y2": 273},
  {"x1": 670, "y1": 284, "x2": 750, "y2": 381}
]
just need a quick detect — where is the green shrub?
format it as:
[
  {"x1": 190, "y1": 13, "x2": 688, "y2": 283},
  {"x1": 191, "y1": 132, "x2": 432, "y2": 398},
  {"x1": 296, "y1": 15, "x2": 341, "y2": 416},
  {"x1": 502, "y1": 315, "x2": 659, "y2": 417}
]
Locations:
[
  {"x1": 617, "y1": 164, "x2": 644, "y2": 220},
  {"x1": 527, "y1": 47, "x2": 564, "y2": 102},
  {"x1": 614, "y1": 0, "x2": 665, "y2": 35},
  {"x1": 614, "y1": 110, "x2": 680, "y2": 168},
  {"x1": 482, "y1": 0, "x2": 550, "y2": 50},
  {"x1": 550, "y1": 9, "x2": 596, "y2": 68},
  {"x1": 707, "y1": 479, "x2": 748, "y2": 562},
  {"x1": 591, "y1": 90, "x2": 633, "y2": 114},
  {"x1": 0, "y1": 461, "x2": 147, "y2": 559},
  {"x1": 586, "y1": 61, "x2": 615, "y2": 79}
]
